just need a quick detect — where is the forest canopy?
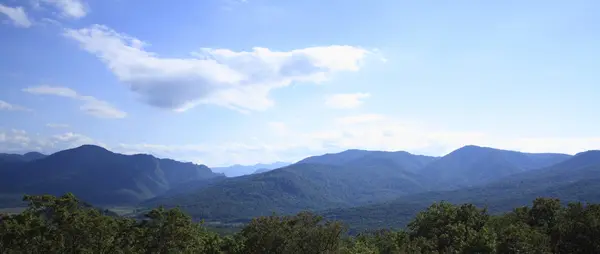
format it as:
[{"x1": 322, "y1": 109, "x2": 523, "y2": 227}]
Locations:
[{"x1": 1, "y1": 193, "x2": 599, "y2": 253}]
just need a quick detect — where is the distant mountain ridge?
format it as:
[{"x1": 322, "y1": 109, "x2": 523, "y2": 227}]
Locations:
[
  {"x1": 417, "y1": 145, "x2": 572, "y2": 190},
  {"x1": 144, "y1": 145, "x2": 576, "y2": 222},
  {"x1": 323, "y1": 150, "x2": 599, "y2": 231},
  {"x1": 212, "y1": 161, "x2": 290, "y2": 177},
  {"x1": 0, "y1": 151, "x2": 46, "y2": 162},
  {"x1": 0, "y1": 145, "x2": 222, "y2": 206},
  {"x1": 297, "y1": 149, "x2": 438, "y2": 173}
]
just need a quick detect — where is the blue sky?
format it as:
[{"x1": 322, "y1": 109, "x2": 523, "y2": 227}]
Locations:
[{"x1": 0, "y1": 0, "x2": 599, "y2": 166}]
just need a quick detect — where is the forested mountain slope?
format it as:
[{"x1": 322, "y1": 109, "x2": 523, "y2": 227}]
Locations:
[
  {"x1": 417, "y1": 145, "x2": 571, "y2": 190},
  {"x1": 0, "y1": 145, "x2": 222, "y2": 206},
  {"x1": 143, "y1": 158, "x2": 428, "y2": 221},
  {"x1": 298, "y1": 149, "x2": 437, "y2": 173},
  {"x1": 324, "y1": 150, "x2": 600, "y2": 231}
]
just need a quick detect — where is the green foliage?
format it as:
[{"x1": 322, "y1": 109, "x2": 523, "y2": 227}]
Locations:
[{"x1": 2, "y1": 194, "x2": 600, "y2": 253}]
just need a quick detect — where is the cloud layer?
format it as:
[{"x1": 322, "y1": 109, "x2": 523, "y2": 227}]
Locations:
[
  {"x1": 0, "y1": 129, "x2": 95, "y2": 154},
  {"x1": 64, "y1": 25, "x2": 372, "y2": 112},
  {"x1": 23, "y1": 85, "x2": 126, "y2": 119},
  {"x1": 0, "y1": 4, "x2": 32, "y2": 28},
  {"x1": 46, "y1": 123, "x2": 70, "y2": 128}
]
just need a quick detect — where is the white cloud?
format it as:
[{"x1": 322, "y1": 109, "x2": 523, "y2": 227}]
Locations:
[
  {"x1": 46, "y1": 123, "x2": 70, "y2": 128},
  {"x1": 51, "y1": 132, "x2": 93, "y2": 144},
  {"x1": 325, "y1": 93, "x2": 371, "y2": 109},
  {"x1": 64, "y1": 24, "x2": 374, "y2": 112},
  {"x1": 0, "y1": 129, "x2": 96, "y2": 154},
  {"x1": 23, "y1": 85, "x2": 127, "y2": 119},
  {"x1": 0, "y1": 4, "x2": 32, "y2": 28},
  {"x1": 0, "y1": 100, "x2": 32, "y2": 112},
  {"x1": 39, "y1": 0, "x2": 87, "y2": 19}
]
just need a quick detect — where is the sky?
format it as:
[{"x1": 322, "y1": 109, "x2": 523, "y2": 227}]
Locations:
[{"x1": 0, "y1": 0, "x2": 599, "y2": 167}]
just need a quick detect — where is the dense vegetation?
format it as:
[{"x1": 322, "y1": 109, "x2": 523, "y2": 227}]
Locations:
[{"x1": 2, "y1": 193, "x2": 600, "y2": 253}]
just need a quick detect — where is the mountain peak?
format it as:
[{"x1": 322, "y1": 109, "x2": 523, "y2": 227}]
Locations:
[
  {"x1": 574, "y1": 150, "x2": 600, "y2": 157},
  {"x1": 23, "y1": 152, "x2": 46, "y2": 161},
  {"x1": 67, "y1": 144, "x2": 112, "y2": 154},
  {"x1": 454, "y1": 145, "x2": 495, "y2": 152}
]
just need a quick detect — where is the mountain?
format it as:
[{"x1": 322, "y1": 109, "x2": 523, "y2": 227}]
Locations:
[
  {"x1": 417, "y1": 145, "x2": 571, "y2": 190},
  {"x1": 144, "y1": 149, "x2": 436, "y2": 221},
  {"x1": 297, "y1": 149, "x2": 438, "y2": 173},
  {"x1": 324, "y1": 150, "x2": 600, "y2": 232},
  {"x1": 0, "y1": 151, "x2": 46, "y2": 163},
  {"x1": 0, "y1": 145, "x2": 222, "y2": 206},
  {"x1": 212, "y1": 161, "x2": 290, "y2": 177},
  {"x1": 252, "y1": 168, "x2": 272, "y2": 174}
]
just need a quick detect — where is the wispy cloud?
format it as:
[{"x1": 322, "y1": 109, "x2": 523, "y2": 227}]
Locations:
[
  {"x1": 0, "y1": 4, "x2": 33, "y2": 28},
  {"x1": 23, "y1": 85, "x2": 126, "y2": 119},
  {"x1": 325, "y1": 93, "x2": 371, "y2": 109},
  {"x1": 46, "y1": 123, "x2": 70, "y2": 128},
  {"x1": 64, "y1": 24, "x2": 378, "y2": 113},
  {"x1": 0, "y1": 100, "x2": 32, "y2": 112},
  {"x1": 38, "y1": 0, "x2": 87, "y2": 19},
  {"x1": 0, "y1": 129, "x2": 96, "y2": 154}
]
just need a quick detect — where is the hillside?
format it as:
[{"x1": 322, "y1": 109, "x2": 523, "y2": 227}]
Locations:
[
  {"x1": 143, "y1": 153, "x2": 430, "y2": 221},
  {"x1": 297, "y1": 149, "x2": 437, "y2": 173},
  {"x1": 142, "y1": 147, "x2": 576, "y2": 222},
  {"x1": 212, "y1": 161, "x2": 290, "y2": 177},
  {"x1": 0, "y1": 145, "x2": 222, "y2": 206},
  {"x1": 0, "y1": 152, "x2": 46, "y2": 162},
  {"x1": 418, "y1": 145, "x2": 571, "y2": 190},
  {"x1": 323, "y1": 150, "x2": 600, "y2": 231}
]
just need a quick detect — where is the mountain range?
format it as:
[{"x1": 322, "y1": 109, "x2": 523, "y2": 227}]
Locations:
[
  {"x1": 2, "y1": 144, "x2": 600, "y2": 231},
  {"x1": 0, "y1": 145, "x2": 223, "y2": 206},
  {"x1": 322, "y1": 150, "x2": 600, "y2": 231}
]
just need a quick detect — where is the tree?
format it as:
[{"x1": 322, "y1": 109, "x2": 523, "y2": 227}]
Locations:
[
  {"x1": 557, "y1": 202, "x2": 600, "y2": 253},
  {"x1": 239, "y1": 211, "x2": 344, "y2": 254},
  {"x1": 407, "y1": 202, "x2": 495, "y2": 253}
]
